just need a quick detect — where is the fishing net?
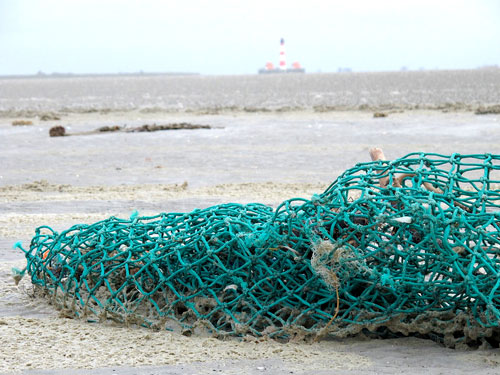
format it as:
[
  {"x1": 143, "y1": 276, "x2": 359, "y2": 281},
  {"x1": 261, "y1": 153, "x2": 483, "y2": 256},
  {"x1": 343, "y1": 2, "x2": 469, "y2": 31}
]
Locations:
[{"x1": 14, "y1": 152, "x2": 500, "y2": 348}]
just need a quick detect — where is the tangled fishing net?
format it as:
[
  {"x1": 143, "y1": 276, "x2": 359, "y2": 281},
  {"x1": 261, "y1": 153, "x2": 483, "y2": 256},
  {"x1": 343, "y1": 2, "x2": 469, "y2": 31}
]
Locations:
[{"x1": 14, "y1": 152, "x2": 500, "y2": 348}]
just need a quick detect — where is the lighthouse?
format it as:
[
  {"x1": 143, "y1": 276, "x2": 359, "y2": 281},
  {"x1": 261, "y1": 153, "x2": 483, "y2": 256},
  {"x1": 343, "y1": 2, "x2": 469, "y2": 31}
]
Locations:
[
  {"x1": 258, "y1": 38, "x2": 305, "y2": 74},
  {"x1": 279, "y1": 38, "x2": 286, "y2": 70}
]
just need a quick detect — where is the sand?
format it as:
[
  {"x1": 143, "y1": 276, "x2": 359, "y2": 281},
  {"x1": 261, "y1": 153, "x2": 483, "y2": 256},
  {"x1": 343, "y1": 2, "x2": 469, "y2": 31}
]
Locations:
[
  {"x1": 2, "y1": 314, "x2": 498, "y2": 375},
  {"x1": 0, "y1": 310, "x2": 369, "y2": 373},
  {"x1": 1, "y1": 110, "x2": 500, "y2": 374}
]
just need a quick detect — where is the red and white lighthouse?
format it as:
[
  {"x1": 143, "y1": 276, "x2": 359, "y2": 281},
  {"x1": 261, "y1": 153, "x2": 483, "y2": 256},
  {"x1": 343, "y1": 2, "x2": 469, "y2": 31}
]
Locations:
[
  {"x1": 279, "y1": 38, "x2": 287, "y2": 70},
  {"x1": 258, "y1": 38, "x2": 305, "y2": 74}
]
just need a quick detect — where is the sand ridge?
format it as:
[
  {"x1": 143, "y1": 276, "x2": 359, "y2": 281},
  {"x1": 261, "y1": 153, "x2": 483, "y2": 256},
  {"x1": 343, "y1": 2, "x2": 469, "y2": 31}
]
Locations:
[{"x1": 0, "y1": 180, "x2": 328, "y2": 203}]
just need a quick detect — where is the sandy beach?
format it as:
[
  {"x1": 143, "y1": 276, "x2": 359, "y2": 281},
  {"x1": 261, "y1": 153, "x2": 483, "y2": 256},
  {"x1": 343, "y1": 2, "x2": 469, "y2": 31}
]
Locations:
[{"x1": 1, "y1": 71, "x2": 500, "y2": 373}]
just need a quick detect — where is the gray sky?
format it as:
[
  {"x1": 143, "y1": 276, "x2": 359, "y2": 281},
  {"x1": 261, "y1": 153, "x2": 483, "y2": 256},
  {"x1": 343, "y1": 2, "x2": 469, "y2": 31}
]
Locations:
[{"x1": 1, "y1": 0, "x2": 499, "y2": 75}]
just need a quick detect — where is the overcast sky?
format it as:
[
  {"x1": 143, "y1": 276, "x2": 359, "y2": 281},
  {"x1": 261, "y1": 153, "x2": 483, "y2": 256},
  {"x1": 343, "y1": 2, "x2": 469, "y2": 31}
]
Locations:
[{"x1": 1, "y1": 0, "x2": 499, "y2": 75}]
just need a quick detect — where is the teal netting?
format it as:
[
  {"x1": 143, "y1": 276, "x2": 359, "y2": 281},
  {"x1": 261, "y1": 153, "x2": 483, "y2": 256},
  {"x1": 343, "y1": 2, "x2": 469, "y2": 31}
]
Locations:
[{"x1": 14, "y1": 152, "x2": 500, "y2": 348}]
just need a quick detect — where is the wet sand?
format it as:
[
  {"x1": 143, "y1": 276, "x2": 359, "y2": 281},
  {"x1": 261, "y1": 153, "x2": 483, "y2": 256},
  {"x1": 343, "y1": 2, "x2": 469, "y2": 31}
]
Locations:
[
  {"x1": 1, "y1": 110, "x2": 500, "y2": 374},
  {"x1": 2, "y1": 110, "x2": 500, "y2": 187}
]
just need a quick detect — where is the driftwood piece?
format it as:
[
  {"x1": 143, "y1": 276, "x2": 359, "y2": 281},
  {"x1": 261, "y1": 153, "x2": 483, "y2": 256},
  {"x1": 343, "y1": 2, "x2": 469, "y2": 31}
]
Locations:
[
  {"x1": 126, "y1": 123, "x2": 211, "y2": 132},
  {"x1": 369, "y1": 147, "x2": 390, "y2": 188},
  {"x1": 49, "y1": 123, "x2": 212, "y2": 137},
  {"x1": 368, "y1": 148, "x2": 472, "y2": 212},
  {"x1": 369, "y1": 147, "x2": 444, "y2": 192}
]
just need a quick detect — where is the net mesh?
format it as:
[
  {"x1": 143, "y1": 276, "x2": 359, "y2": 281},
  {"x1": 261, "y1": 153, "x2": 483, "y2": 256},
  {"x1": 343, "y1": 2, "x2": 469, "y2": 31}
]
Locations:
[{"x1": 14, "y1": 152, "x2": 500, "y2": 348}]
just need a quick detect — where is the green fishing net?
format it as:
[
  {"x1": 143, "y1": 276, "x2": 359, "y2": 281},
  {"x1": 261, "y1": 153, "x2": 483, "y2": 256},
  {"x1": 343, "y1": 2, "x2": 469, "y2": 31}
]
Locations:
[{"x1": 15, "y1": 152, "x2": 500, "y2": 348}]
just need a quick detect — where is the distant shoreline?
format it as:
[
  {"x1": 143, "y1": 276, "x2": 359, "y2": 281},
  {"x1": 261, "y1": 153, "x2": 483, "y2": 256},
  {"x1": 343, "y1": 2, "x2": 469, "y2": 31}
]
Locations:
[
  {"x1": 0, "y1": 71, "x2": 200, "y2": 79},
  {"x1": 1, "y1": 66, "x2": 498, "y2": 79}
]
